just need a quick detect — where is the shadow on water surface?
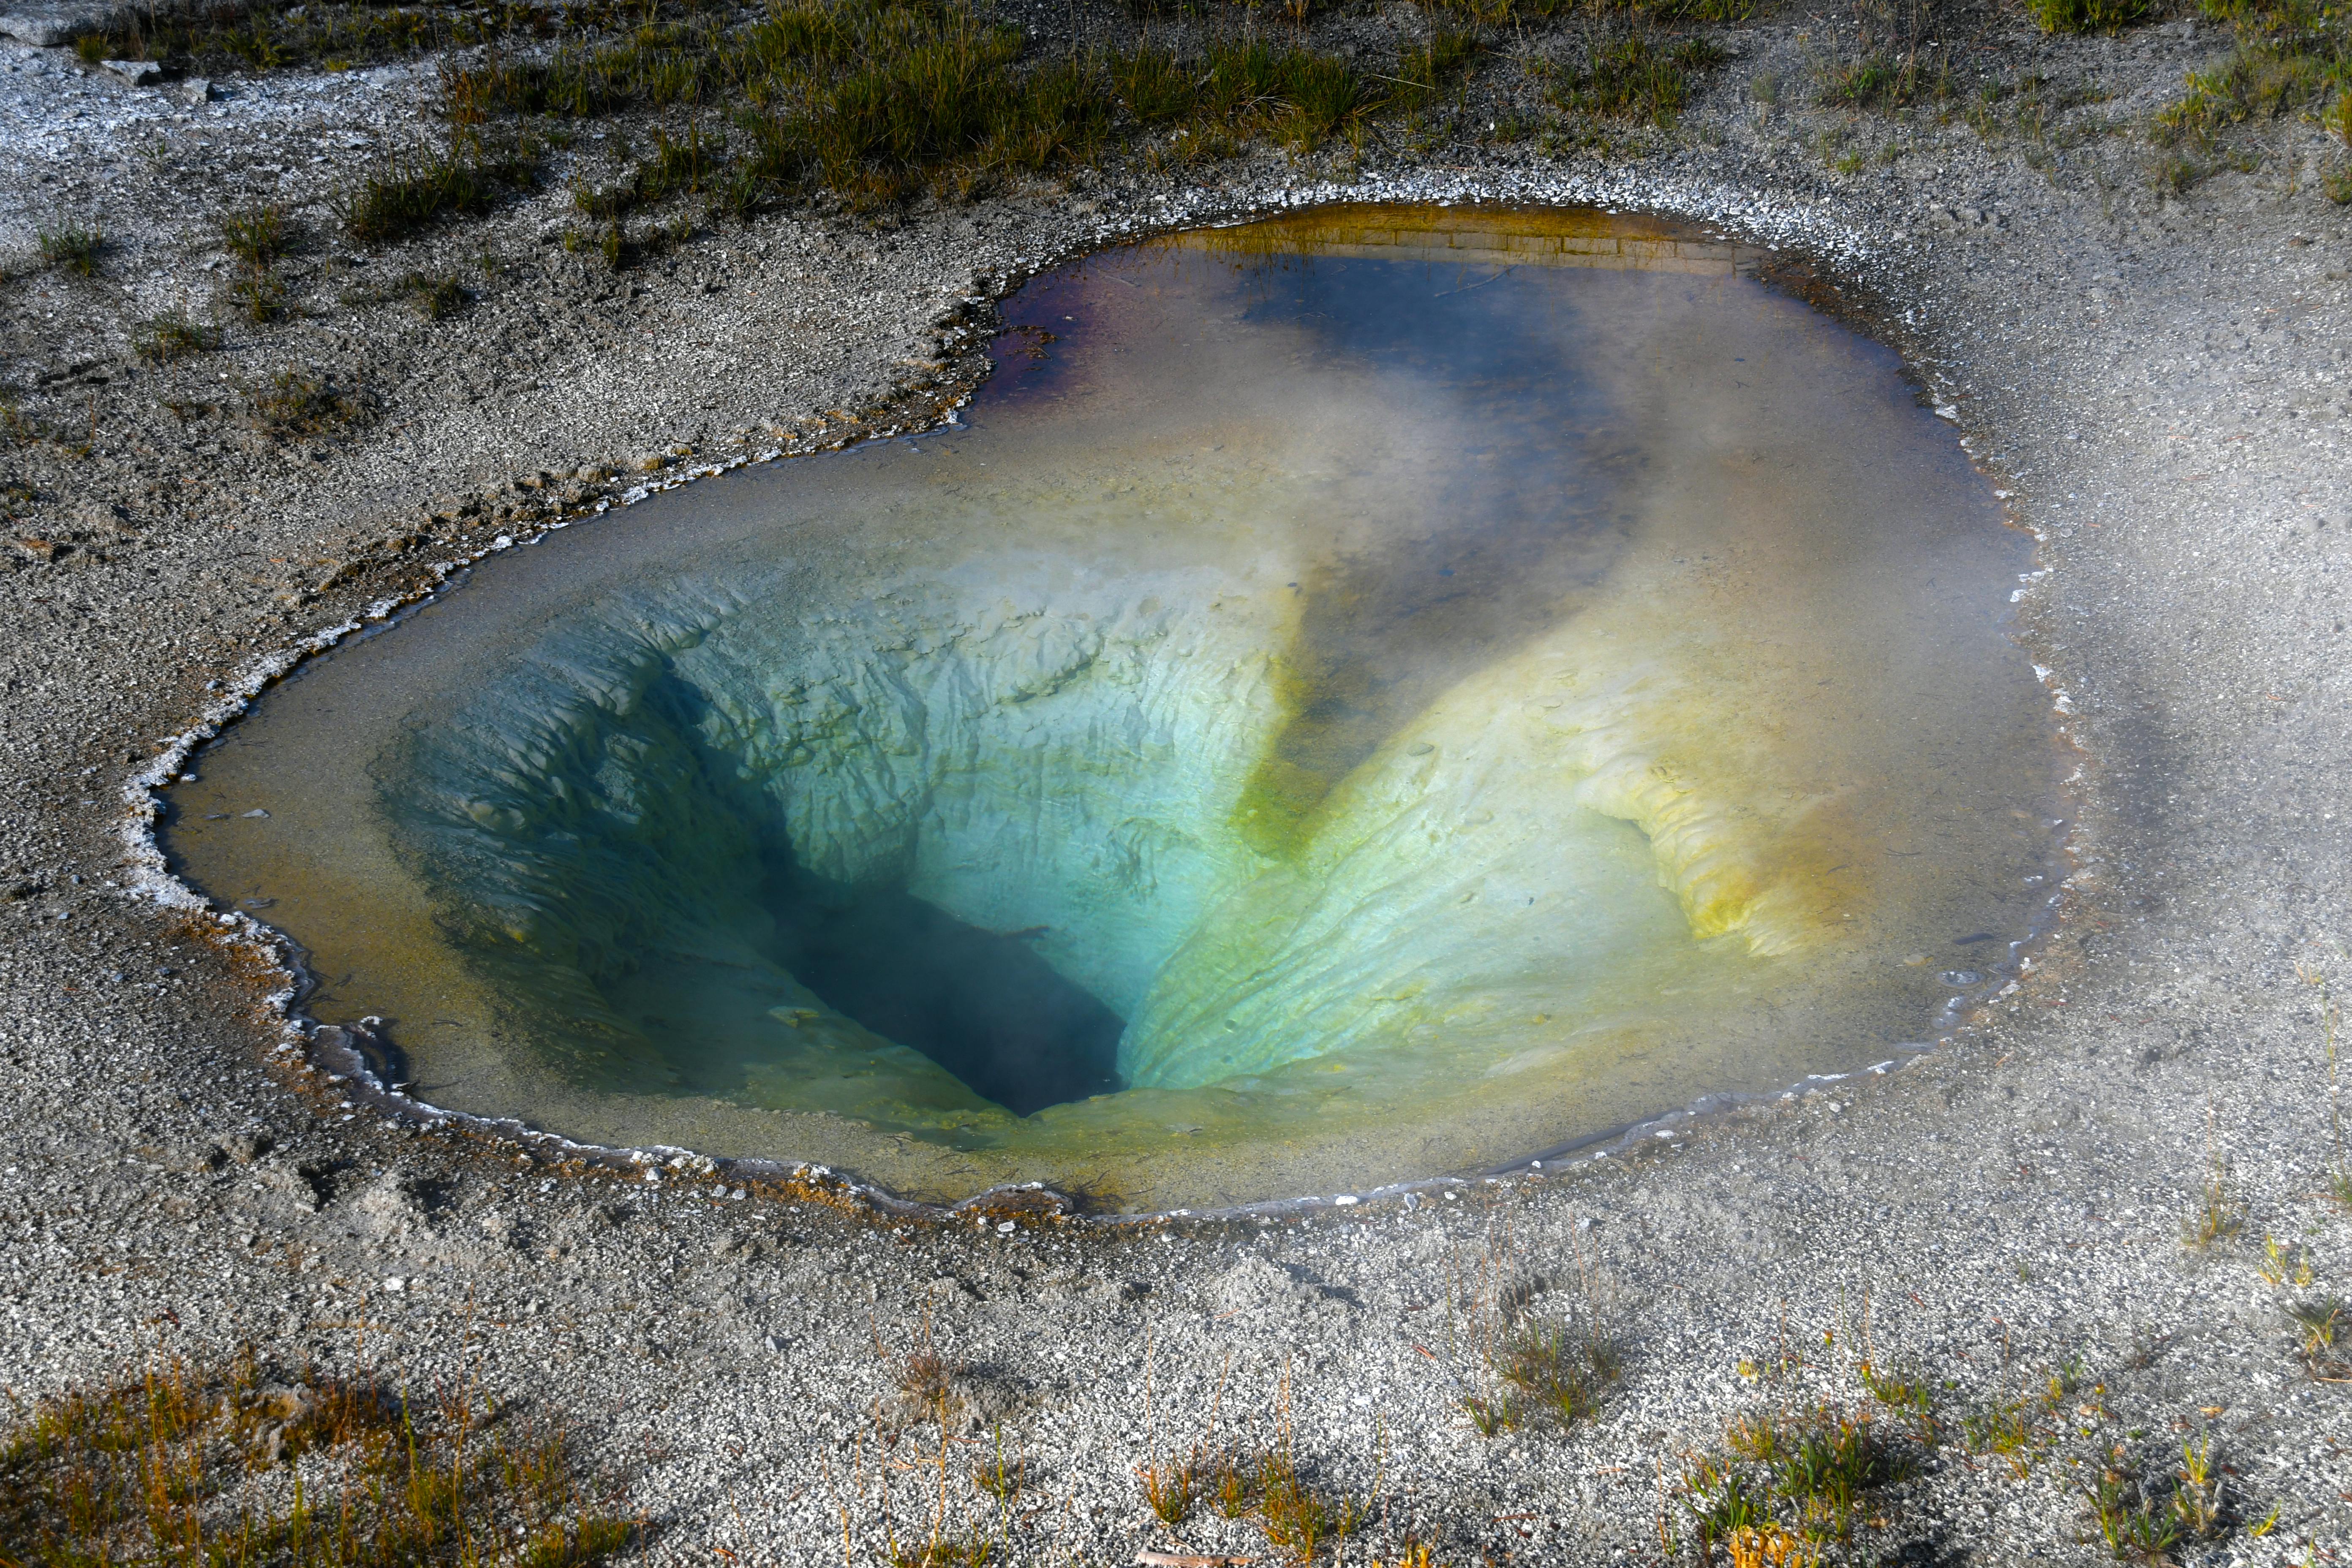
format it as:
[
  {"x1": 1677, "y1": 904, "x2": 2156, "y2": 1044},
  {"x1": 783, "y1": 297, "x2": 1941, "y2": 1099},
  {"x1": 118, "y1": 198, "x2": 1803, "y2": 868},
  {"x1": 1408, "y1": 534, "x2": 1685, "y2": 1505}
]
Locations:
[{"x1": 755, "y1": 852, "x2": 1127, "y2": 1117}]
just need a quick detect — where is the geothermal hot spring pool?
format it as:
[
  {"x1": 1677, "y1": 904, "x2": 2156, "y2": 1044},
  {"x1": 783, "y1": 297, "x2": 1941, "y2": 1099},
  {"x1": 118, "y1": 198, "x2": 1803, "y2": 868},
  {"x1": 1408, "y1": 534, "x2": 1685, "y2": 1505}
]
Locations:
[{"x1": 166, "y1": 206, "x2": 2063, "y2": 1213}]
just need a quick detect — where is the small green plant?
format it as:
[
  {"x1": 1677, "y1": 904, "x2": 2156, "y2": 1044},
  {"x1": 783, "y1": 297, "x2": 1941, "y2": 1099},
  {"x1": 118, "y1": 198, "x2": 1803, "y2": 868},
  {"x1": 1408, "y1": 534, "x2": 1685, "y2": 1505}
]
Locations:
[
  {"x1": 1859, "y1": 1363, "x2": 1939, "y2": 1443},
  {"x1": 2327, "y1": 90, "x2": 2352, "y2": 142},
  {"x1": 1210, "y1": 1451, "x2": 1257, "y2": 1518},
  {"x1": 2172, "y1": 1434, "x2": 2227, "y2": 1538},
  {"x1": 2155, "y1": 0, "x2": 2352, "y2": 151},
  {"x1": 2182, "y1": 1162, "x2": 2244, "y2": 1247},
  {"x1": 2028, "y1": 0, "x2": 2150, "y2": 32},
  {"x1": 2153, "y1": 151, "x2": 2205, "y2": 194},
  {"x1": 36, "y1": 217, "x2": 103, "y2": 275},
  {"x1": 400, "y1": 272, "x2": 471, "y2": 319},
  {"x1": 1959, "y1": 1396, "x2": 2035, "y2": 1467},
  {"x1": 890, "y1": 1535, "x2": 996, "y2": 1568},
  {"x1": 2085, "y1": 1468, "x2": 2182, "y2": 1562},
  {"x1": 2258, "y1": 1234, "x2": 2317, "y2": 1287},
  {"x1": 134, "y1": 310, "x2": 220, "y2": 364},
  {"x1": 1392, "y1": 28, "x2": 1478, "y2": 114},
  {"x1": 247, "y1": 368, "x2": 368, "y2": 437},
  {"x1": 1550, "y1": 31, "x2": 1726, "y2": 125},
  {"x1": 219, "y1": 201, "x2": 289, "y2": 270},
  {"x1": 1680, "y1": 1454, "x2": 1769, "y2": 1560},
  {"x1": 1685, "y1": 1407, "x2": 1908, "y2": 1556},
  {"x1": 0, "y1": 1351, "x2": 628, "y2": 1565},
  {"x1": 639, "y1": 122, "x2": 725, "y2": 200},
  {"x1": 1494, "y1": 1322, "x2": 1620, "y2": 1428},
  {"x1": 572, "y1": 175, "x2": 638, "y2": 223},
  {"x1": 1459, "y1": 1391, "x2": 1520, "y2": 1435},
  {"x1": 1415, "y1": 0, "x2": 1748, "y2": 19},
  {"x1": 71, "y1": 0, "x2": 558, "y2": 78},
  {"x1": 971, "y1": 1426, "x2": 1024, "y2": 1503},
  {"x1": 1136, "y1": 1452, "x2": 1195, "y2": 1525},
  {"x1": 229, "y1": 266, "x2": 287, "y2": 324},
  {"x1": 1818, "y1": 52, "x2": 1944, "y2": 112},
  {"x1": 1274, "y1": 53, "x2": 1370, "y2": 149},
  {"x1": 1769, "y1": 1412, "x2": 1903, "y2": 1542},
  {"x1": 417, "y1": 0, "x2": 1500, "y2": 222},
  {"x1": 2286, "y1": 1294, "x2": 2342, "y2": 1355},
  {"x1": 1111, "y1": 43, "x2": 1196, "y2": 122},
  {"x1": 343, "y1": 144, "x2": 536, "y2": 246},
  {"x1": 1252, "y1": 1446, "x2": 1370, "y2": 1561}
]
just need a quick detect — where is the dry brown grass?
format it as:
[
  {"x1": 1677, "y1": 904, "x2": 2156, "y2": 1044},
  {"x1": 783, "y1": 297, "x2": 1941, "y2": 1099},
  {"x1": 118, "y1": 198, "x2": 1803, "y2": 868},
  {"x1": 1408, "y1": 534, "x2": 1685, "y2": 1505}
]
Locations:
[{"x1": 0, "y1": 1349, "x2": 629, "y2": 1568}]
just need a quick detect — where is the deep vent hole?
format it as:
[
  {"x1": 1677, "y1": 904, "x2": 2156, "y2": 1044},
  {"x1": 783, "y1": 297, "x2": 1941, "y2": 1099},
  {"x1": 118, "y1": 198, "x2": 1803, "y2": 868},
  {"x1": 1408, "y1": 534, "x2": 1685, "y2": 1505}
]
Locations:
[{"x1": 757, "y1": 853, "x2": 1126, "y2": 1116}]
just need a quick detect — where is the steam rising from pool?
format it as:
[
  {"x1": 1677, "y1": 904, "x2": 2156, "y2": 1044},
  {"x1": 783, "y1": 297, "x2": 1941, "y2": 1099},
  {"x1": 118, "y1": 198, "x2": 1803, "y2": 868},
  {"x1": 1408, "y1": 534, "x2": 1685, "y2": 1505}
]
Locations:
[{"x1": 166, "y1": 208, "x2": 2061, "y2": 1210}]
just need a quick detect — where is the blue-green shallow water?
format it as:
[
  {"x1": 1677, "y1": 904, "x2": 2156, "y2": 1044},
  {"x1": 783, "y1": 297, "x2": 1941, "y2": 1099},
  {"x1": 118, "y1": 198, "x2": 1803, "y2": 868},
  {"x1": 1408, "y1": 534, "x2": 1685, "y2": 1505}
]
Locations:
[{"x1": 163, "y1": 206, "x2": 2063, "y2": 1211}]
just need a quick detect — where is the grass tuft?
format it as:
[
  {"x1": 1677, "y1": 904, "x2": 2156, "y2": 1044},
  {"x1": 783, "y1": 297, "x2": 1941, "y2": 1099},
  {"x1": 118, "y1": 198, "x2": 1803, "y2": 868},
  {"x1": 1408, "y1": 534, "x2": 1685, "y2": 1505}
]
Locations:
[
  {"x1": 1857, "y1": 1362, "x2": 1938, "y2": 1444},
  {"x1": 231, "y1": 266, "x2": 287, "y2": 324},
  {"x1": 2155, "y1": 0, "x2": 2352, "y2": 147},
  {"x1": 1459, "y1": 1391, "x2": 1519, "y2": 1435},
  {"x1": 343, "y1": 144, "x2": 537, "y2": 247},
  {"x1": 400, "y1": 272, "x2": 472, "y2": 319},
  {"x1": 2028, "y1": 0, "x2": 2150, "y2": 32},
  {"x1": 1210, "y1": 1451, "x2": 1257, "y2": 1518},
  {"x1": 1415, "y1": 0, "x2": 1751, "y2": 21},
  {"x1": 74, "y1": 0, "x2": 587, "y2": 79},
  {"x1": 970, "y1": 1426, "x2": 1024, "y2": 1503},
  {"x1": 0, "y1": 1350, "x2": 629, "y2": 1566},
  {"x1": 2328, "y1": 90, "x2": 2352, "y2": 141},
  {"x1": 1135, "y1": 1452, "x2": 1195, "y2": 1524},
  {"x1": 248, "y1": 368, "x2": 369, "y2": 438},
  {"x1": 1818, "y1": 51, "x2": 1945, "y2": 111},
  {"x1": 896, "y1": 1347, "x2": 958, "y2": 1418},
  {"x1": 890, "y1": 1536, "x2": 995, "y2": 1568},
  {"x1": 1496, "y1": 1322, "x2": 1621, "y2": 1426},
  {"x1": 1681, "y1": 1454, "x2": 1771, "y2": 1560},
  {"x1": 2153, "y1": 150, "x2": 2205, "y2": 194},
  {"x1": 2180, "y1": 1165, "x2": 2244, "y2": 1248},
  {"x1": 1683, "y1": 1406, "x2": 1910, "y2": 1556},
  {"x1": 1393, "y1": 27, "x2": 1480, "y2": 114},
  {"x1": 36, "y1": 217, "x2": 104, "y2": 276},
  {"x1": 1549, "y1": 31, "x2": 1725, "y2": 125},
  {"x1": 2085, "y1": 1467, "x2": 2182, "y2": 1562},
  {"x1": 1252, "y1": 1445, "x2": 1372, "y2": 1561},
  {"x1": 219, "y1": 201, "x2": 290, "y2": 270},
  {"x1": 135, "y1": 310, "x2": 221, "y2": 364},
  {"x1": 1112, "y1": 43, "x2": 1195, "y2": 123},
  {"x1": 2287, "y1": 1294, "x2": 2343, "y2": 1356},
  {"x1": 440, "y1": 0, "x2": 1479, "y2": 221},
  {"x1": 2172, "y1": 1434, "x2": 2227, "y2": 1539}
]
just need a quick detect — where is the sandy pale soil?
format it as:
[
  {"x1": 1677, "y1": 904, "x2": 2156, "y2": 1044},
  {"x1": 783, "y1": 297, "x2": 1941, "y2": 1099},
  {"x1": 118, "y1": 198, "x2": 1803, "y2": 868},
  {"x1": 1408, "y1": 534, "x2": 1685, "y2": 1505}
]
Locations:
[{"x1": 3, "y1": 0, "x2": 2350, "y2": 1561}]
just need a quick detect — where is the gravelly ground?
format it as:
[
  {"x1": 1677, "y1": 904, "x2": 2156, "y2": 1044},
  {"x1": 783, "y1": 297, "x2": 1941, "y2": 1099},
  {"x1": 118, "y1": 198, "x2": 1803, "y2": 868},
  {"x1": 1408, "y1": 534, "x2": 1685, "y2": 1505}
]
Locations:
[{"x1": 3, "y1": 1, "x2": 2351, "y2": 1561}]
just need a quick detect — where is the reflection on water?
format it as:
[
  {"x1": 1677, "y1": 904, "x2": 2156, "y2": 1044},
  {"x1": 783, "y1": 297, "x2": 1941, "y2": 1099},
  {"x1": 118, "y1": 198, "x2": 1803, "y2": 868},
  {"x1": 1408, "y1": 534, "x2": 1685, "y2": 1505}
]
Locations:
[{"x1": 163, "y1": 205, "x2": 2059, "y2": 1211}]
